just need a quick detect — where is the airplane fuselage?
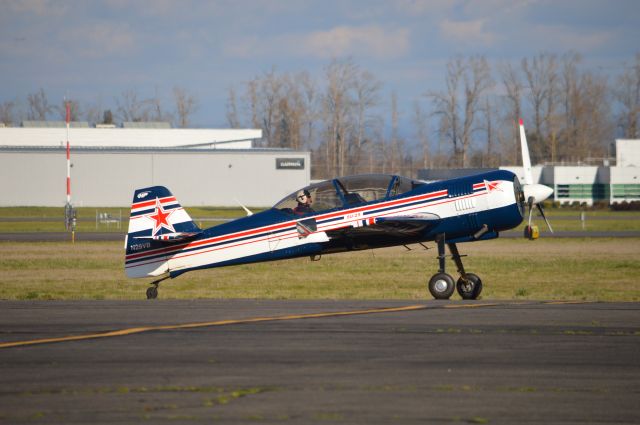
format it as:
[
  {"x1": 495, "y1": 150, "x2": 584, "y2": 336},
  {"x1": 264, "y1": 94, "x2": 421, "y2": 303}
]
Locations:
[{"x1": 125, "y1": 170, "x2": 524, "y2": 279}]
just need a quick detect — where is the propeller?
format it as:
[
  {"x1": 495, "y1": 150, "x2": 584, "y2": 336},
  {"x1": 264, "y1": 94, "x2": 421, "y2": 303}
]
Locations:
[{"x1": 519, "y1": 119, "x2": 554, "y2": 235}]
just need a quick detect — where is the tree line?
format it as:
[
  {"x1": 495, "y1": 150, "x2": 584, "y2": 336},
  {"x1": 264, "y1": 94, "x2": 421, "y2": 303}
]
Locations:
[
  {"x1": 0, "y1": 86, "x2": 198, "y2": 130},
  {"x1": 228, "y1": 52, "x2": 639, "y2": 179},
  {"x1": 2, "y1": 52, "x2": 638, "y2": 180}
]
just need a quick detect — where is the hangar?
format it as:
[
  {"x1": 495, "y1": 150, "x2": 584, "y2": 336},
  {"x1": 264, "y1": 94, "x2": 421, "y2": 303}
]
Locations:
[
  {"x1": 418, "y1": 139, "x2": 640, "y2": 206},
  {"x1": 0, "y1": 122, "x2": 310, "y2": 207}
]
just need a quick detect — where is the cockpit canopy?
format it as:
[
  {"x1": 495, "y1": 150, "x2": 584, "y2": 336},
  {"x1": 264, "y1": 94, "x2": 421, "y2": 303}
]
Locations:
[{"x1": 274, "y1": 174, "x2": 425, "y2": 214}]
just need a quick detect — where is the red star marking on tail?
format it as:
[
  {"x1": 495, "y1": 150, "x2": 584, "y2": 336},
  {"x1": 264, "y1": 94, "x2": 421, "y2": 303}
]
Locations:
[
  {"x1": 146, "y1": 198, "x2": 176, "y2": 235},
  {"x1": 484, "y1": 180, "x2": 502, "y2": 192}
]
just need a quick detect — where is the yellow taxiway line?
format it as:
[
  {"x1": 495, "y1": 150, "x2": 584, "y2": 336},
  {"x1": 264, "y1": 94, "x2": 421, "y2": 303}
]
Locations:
[
  {"x1": 0, "y1": 301, "x2": 575, "y2": 350},
  {"x1": 0, "y1": 304, "x2": 431, "y2": 349}
]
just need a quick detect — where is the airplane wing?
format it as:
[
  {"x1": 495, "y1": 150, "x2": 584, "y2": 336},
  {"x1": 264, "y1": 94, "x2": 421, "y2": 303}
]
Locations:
[{"x1": 327, "y1": 212, "x2": 441, "y2": 239}]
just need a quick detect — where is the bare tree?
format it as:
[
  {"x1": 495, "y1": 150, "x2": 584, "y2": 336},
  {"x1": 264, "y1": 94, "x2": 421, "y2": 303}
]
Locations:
[
  {"x1": 273, "y1": 74, "x2": 302, "y2": 150},
  {"x1": 173, "y1": 87, "x2": 198, "y2": 128},
  {"x1": 226, "y1": 87, "x2": 241, "y2": 128},
  {"x1": 27, "y1": 88, "x2": 52, "y2": 121},
  {"x1": 389, "y1": 91, "x2": 404, "y2": 173},
  {"x1": 350, "y1": 70, "x2": 382, "y2": 173},
  {"x1": 412, "y1": 100, "x2": 430, "y2": 170},
  {"x1": 245, "y1": 79, "x2": 260, "y2": 129},
  {"x1": 0, "y1": 100, "x2": 17, "y2": 126},
  {"x1": 256, "y1": 68, "x2": 284, "y2": 147},
  {"x1": 522, "y1": 53, "x2": 559, "y2": 163},
  {"x1": 296, "y1": 71, "x2": 318, "y2": 151},
  {"x1": 428, "y1": 56, "x2": 493, "y2": 167},
  {"x1": 558, "y1": 53, "x2": 612, "y2": 162},
  {"x1": 499, "y1": 62, "x2": 524, "y2": 164},
  {"x1": 84, "y1": 99, "x2": 104, "y2": 126},
  {"x1": 148, "y1": 87, "x2": 172, "y2": 123},
  {"x1": 614, "y1": 52, "x2": 640, "y2": 139},
  {"x1": 322, "y1": 59, "x2": 357, "y2": 176},
  {"x1": 428, "y1": 59, "x2": 461, "y2": 166},
  {"x1": 116, "y1": 89, "x2": 149, "y2": 122},
  {"x1": 480, "y1": 96, "x2": 498, "y2": 166}
]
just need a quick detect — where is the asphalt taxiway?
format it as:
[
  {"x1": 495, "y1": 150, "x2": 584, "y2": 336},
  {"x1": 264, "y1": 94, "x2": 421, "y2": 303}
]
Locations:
[{"x1": 0, "y1": 300, "x2": 638, "y2": 424}]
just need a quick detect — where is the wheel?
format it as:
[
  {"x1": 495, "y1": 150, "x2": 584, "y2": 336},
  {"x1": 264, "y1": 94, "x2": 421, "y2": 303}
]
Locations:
[
  {"x1": 428, "y1": 273, "x2": 455, "y2": 300},
  {"x1": 456, "y1": 273, "x2": 483, "y2": 300},
  {"x1": 524, "y1": 225, "x2": 539, "y2": 240},
  {"x1": 146, "y1": 286, "x2": 158, "y2": 299}
]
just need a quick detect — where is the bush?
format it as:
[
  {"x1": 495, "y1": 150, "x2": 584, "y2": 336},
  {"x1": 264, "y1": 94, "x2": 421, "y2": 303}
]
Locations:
[
  {"x1": 591, "y1": 201, "x2": 608, "y2": 210},
  {"x1": 611, "y1": 201, "x2": 640, "y2": 211}
]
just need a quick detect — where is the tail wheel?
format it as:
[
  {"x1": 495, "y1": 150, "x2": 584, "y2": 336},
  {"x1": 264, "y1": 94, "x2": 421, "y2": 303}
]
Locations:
[
  {"x1": 146, "y1": 286, "x2": 158, "y2": 299},
  {"x1": 428, "y1": 273, "x2": 455, "y2": 300},
  {"x1": 456, "y1": 273, "x2": 483, "y2": 300}
]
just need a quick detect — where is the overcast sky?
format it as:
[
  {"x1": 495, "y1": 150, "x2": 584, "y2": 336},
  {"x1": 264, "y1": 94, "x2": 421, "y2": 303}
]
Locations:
[{"x1": 1, "y1": 0, "x2": 639, "y2": 128}]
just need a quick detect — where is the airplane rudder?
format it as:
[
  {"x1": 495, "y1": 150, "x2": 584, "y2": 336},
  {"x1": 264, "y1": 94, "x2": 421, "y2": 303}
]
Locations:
[{"x1": 127, "y1": 185, "x2": 199, "y2": 238}]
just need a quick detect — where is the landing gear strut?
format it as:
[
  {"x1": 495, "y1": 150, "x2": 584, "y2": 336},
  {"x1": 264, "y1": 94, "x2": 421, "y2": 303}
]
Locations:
[
  {"x1": 146, "y1": 276, "x2": 169, "y2": 300},
  {"x1": 427, "y1": 235, "x2": 483, "y2": 300}
]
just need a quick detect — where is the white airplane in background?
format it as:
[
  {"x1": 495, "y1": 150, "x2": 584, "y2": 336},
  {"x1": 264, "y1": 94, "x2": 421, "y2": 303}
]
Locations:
[{"x1": 519, "y1": 118, "x2": 554, "y2": 239}]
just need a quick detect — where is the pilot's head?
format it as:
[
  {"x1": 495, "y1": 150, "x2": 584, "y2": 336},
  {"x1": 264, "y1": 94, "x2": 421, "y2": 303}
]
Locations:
[{"x1": 296, "y1": 189, "x2": 311, "y2": 205}]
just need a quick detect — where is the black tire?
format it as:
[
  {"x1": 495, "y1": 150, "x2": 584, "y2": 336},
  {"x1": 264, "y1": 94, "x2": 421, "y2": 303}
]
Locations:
[
  {"x1": 428, "y1": 273, "x2": 455, "y2": 300},
  {"x1": 456, "y1": 273, "x2": 483, "y2": 300},
  {"x1": 146, "y1": 286, "x2": 158, "y2": 300}
]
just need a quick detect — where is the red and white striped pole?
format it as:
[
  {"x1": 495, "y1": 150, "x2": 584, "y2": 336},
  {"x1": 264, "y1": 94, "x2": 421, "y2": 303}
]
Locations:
[
  {"x1": 66, "y1": 102, "x2": 71, "y2": 205},
  {"x1": 65, "y1": 101, "x2": 76, "y2": 243}
]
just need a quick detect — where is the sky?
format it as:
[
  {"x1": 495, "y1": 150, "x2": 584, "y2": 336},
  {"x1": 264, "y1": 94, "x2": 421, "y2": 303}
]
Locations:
[{"x1": 1, "y1": 0, "x2": 639, "y2": 130}]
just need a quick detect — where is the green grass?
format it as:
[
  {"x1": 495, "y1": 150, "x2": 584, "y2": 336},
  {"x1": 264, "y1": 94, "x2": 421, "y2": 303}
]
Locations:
[
  {"x1": 0, "y1": 206, "x2": 264, "y2": 232},
  {"x1": 1, "y1": 206, "x2": 638, "y2": 233},
  {"x1": 0, "y1": 238, "x2": 638, "y2": 301},
  {"x1": 513, "y1": 210, "x2": 640, "y2": 232}
]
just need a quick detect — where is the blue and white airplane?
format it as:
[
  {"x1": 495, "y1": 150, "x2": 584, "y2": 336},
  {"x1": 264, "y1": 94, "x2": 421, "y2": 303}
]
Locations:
[{"x1": 125, "y1": 120, "x2": 552, "y2": 300}]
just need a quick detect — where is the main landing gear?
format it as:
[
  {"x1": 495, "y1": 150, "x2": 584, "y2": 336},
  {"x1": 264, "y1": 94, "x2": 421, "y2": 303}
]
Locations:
[
  {"x1": 428, "y1": 235, "x2": 483, "y2": 300},
  {"x1": 146, "y1": 276, "x2": 170, "y2": 300}
]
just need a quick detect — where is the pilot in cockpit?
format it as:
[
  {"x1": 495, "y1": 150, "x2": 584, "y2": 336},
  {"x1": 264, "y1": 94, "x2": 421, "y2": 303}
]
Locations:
[{"x1": 293, "y1": 189, "x2": 314, "y2": 215}]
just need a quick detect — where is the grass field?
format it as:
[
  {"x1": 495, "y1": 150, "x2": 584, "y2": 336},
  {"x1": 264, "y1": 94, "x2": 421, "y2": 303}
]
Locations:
[
  {"x1": 1, "y1": 206, "x2": 639, "y2": 233},
  {"x1": 0, "y1": 206, "x2": 260, "y2": 233},
  {"x1": 1, "y1": 238, "x2": 638, "y2": 302}
]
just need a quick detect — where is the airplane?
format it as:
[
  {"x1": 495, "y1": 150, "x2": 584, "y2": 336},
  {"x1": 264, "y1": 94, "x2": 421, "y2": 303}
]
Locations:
[{"x1": 125, "y1": 120, "x2": 553, "y2": 300}]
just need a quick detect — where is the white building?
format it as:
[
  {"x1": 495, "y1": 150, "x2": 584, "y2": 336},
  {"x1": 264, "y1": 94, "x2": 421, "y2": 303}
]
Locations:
[
  {"x1": 0, "y1": 124, "x2": 259, "y2": 150},
  {"x1": 418, "y1": 139, "x2": 640, "y2": 206},
  {"x1": 0, "y1": 124, "x2": 310, "y2": 207}
]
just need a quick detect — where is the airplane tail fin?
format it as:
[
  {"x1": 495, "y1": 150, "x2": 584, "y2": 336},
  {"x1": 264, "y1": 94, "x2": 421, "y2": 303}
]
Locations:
[{"x1": 125, "y1": 186, "x2": 201, "y2": 278}]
